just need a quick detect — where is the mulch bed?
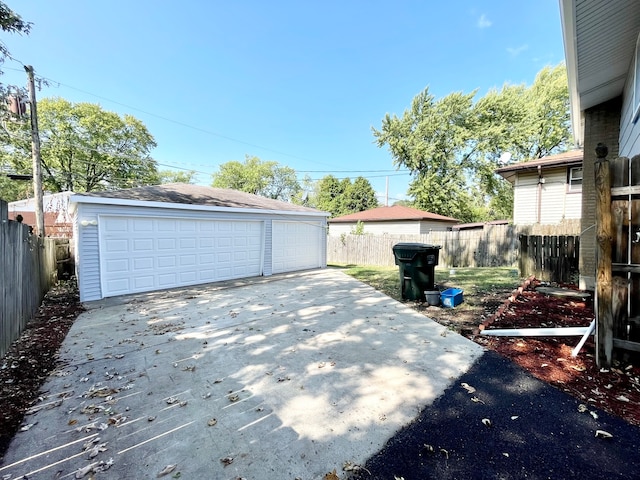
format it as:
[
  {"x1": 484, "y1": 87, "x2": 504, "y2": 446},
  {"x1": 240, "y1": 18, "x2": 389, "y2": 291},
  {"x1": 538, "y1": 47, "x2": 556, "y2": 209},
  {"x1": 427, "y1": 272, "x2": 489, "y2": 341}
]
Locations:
[{"x1": 475, "y1": 278, "x2": 640, "y2": 427}]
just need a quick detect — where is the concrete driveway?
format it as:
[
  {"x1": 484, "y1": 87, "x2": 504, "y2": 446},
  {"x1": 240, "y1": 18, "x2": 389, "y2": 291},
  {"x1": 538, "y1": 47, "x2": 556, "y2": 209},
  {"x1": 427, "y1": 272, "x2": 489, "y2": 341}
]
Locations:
[{"x1": 0, "y1": 269, "x2": 483, "y2": 479}]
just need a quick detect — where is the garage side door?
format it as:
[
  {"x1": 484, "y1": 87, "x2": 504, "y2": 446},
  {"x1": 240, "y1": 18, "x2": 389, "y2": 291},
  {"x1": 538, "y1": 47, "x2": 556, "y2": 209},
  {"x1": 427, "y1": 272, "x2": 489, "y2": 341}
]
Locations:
[
  {"x1": 272, "y1": 220, "x2": 322, "y2": 274},
  {"x1": 100, "y1": 216, "x2": 263, "y2": 297}
]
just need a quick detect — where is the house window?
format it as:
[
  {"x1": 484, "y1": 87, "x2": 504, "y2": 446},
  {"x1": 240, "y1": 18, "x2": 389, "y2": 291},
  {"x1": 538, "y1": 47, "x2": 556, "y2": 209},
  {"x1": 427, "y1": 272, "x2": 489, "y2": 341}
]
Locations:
[
  {"x1": 569, "y1": 166, "x2": 582, "y2": 191},
  {"x1": 634, "y1": 32, "x2": 640, "y2": 122}
]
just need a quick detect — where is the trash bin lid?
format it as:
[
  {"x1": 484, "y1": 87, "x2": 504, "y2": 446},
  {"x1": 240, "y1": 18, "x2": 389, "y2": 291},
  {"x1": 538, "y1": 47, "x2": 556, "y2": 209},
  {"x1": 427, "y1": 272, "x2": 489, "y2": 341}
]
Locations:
[{"x1": 392, "y1": 243, "x2": 442, "y2": 251}]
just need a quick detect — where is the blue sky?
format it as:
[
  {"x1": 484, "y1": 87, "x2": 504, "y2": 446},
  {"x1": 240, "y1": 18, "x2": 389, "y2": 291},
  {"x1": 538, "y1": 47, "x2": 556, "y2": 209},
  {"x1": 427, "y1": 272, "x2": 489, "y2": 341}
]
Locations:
[{"x1": 1, "y1": 1, "x2": 566, "y2": 204}]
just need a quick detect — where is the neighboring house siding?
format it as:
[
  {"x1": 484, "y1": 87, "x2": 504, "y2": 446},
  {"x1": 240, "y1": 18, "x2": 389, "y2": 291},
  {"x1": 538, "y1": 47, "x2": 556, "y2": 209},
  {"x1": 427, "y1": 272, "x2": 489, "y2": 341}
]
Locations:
[
  {"x1": 328, "y1": 223, "x2": 352, "y2": 236},
  {"x1": 512, "y1": 168, "x2": 582, "y2": 225},
  {"x1": 328, "y1": 220, "x2": 453, "y2": 236},
  {"x1": 514, "y1": 172, "x2": 539, "y2": 224},
  {"x1": 419, "y1": 221, "x2": 455, "y2": 233},
  {"x1": 540, "y1": 169, "x2": 573, "y2": 224}
]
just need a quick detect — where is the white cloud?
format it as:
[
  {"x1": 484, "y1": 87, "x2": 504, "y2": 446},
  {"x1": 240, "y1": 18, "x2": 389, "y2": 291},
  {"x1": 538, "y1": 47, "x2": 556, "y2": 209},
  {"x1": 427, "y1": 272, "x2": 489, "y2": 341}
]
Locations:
[
  {"x1": 507, "y1": 44, "x2": 529, "y2": 57},
  {"x1": 477, "y1": 14, "x2": 492, "y2": 29}
]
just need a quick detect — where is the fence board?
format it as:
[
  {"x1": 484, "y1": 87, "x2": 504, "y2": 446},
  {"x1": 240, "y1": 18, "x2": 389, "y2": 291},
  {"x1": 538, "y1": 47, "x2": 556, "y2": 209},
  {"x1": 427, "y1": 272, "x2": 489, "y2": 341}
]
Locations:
[
  {"x1": 1, "y1": 200, "x2": 61, "y2": 359},
  {"x1": 327, "y1": 225, "x2": 521, "y2": 268},
  {"x1": 327, "y1": 224, "x2": 580, "y2": 284}
]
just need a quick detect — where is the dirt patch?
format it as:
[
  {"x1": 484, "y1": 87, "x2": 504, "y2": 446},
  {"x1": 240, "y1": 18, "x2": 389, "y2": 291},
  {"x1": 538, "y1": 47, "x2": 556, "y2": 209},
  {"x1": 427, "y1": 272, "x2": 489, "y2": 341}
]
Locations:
[{"x1": 423, "y1": 279, "x2": 640, "y2": 427}]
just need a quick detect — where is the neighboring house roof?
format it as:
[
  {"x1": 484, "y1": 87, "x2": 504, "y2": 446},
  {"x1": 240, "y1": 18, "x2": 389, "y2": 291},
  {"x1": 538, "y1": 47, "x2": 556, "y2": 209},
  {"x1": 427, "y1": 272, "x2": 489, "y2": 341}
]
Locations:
[
  {"x1": 71, "y1": 184, "x2": 328, "y2": 216},
  {"x1": 328, "y1": 205, "x2": 459, "y2": 223},
  {"x1": 495, "y1": 150, "x2": 583, "y2": 183},
  {"x1": 560, "y1": 0, "x2": 640, "y2": 146},
  {"x1": 452, "y1": 220, "x2": 510, "y2": 231}
]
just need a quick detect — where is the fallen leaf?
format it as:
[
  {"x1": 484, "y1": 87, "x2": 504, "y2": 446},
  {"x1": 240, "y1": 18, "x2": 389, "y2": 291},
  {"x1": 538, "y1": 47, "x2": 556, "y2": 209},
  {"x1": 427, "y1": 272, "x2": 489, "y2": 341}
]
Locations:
[
  {"x1": 157, "y1": 464, "x2": 177, "y2": 477},
  {"x1": 595, "y1": 430, "x2": 613, "y2": 439},
  {"x1": 461, "y1": 383, "x2": 476, "y2": 394},
  {"x1": 75, "y1": 464, "x2": 95, "y2": 478},
  {"x1": 422, "y1": 444, "x2": 435, "y2": 453},
  {"x1": 324, "y1": 469, "x2": 339, "y2": 480}
]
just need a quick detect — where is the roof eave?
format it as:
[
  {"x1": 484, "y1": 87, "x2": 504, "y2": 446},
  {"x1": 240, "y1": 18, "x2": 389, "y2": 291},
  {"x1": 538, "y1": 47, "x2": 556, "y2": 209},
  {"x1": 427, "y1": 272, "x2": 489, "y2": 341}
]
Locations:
[
  {"x1": 70, "y1": 195, "x2": 330, "y2": 217},
  {"x1": 560, "y1": 0, "x2": 583, "y2": 147}
]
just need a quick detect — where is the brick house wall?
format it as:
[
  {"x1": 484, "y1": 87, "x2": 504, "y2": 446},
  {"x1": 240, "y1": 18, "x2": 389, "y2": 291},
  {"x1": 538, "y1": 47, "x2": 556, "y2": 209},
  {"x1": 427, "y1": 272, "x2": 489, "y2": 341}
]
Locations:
[{"x1": 580, "y1": 96, "x2": 621, "y2": 290}]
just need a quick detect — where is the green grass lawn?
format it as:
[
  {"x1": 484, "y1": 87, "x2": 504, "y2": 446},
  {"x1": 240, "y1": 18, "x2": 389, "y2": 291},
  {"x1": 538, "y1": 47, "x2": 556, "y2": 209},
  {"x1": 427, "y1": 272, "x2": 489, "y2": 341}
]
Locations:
[{"x1": 332, "y1": 264, "x2": 522, "y2": 302}]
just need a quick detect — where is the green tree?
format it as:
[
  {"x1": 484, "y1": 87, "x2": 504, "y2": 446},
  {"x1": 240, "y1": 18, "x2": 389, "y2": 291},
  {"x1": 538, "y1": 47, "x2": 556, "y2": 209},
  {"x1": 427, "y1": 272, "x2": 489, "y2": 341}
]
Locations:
[
  {"x1": 157, "y1": 169, "x2": 197, "y2": 184},
  {"x1": 343, "y1": 176, "x2": 379, "y2": 213},
  {"x1": 0, "y1": 170, "x2": 31, "y2": 201},
  {"x1": 314, "y1": 175, "x2": 378, "y2": 216},
  {"x1": 314, "y1": 175, "x2": 346, "y2": 216},
  {"x1": 1, "y1": 97, "x2": 158, "y2": 192},
  {"x1": 211, "y1": 155, "x2": 300, "y2": 202},
  {"x1": 373, "y1": 63, "x2": 570, "y2": 222},
  {"x1": 0, "y1": 2, "x2": 30, "y2": 70}
]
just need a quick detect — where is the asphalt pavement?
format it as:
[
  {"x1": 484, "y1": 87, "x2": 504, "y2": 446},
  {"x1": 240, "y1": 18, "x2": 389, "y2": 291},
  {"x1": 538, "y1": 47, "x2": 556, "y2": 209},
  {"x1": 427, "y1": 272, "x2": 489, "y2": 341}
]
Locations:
[{"x1": 349, "y1": 350, "x2": 640, "y2": 480}]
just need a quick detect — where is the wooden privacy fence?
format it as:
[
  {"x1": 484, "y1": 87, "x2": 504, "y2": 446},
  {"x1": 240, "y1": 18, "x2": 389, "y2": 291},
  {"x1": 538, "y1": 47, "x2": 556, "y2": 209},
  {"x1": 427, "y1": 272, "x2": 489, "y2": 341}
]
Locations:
[
  {"x1": 327, "y1": 224, "x2": 520, "y2": 268},
  {"x1": 1, "y1": 200, "x2": 61, "y2": 359},
  {"x1": 518, "y1": 235, "x2": 580, "y2": 283}
]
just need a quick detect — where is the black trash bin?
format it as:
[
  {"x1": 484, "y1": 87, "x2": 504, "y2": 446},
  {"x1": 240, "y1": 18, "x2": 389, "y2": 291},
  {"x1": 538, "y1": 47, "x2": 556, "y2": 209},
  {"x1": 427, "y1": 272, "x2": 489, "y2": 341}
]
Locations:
[{"x1": 392, "y1": 243, "x2": 441, "y2": 301}]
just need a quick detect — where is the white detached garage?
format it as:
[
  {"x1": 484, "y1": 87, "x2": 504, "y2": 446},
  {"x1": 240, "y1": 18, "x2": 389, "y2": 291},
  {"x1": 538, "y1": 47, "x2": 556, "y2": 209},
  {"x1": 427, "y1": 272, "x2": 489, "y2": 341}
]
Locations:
[{"x1": 70, "y1": 184, "x2": 329, "y2": 301}]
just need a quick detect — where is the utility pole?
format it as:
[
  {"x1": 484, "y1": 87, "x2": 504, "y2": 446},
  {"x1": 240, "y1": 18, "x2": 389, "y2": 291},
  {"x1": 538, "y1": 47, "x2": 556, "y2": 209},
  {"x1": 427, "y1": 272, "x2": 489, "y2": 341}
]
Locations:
[
  {"x1": 385, "y1": 176, "x2": 389, "y2": 206},
  {"x1": 25, "y1": 65, "x2": 44, "y2": 237}
]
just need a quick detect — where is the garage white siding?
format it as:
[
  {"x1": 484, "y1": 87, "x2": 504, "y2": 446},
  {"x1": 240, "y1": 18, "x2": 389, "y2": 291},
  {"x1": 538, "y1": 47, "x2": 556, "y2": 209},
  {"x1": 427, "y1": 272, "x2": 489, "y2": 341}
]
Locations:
[
  {"x1": 100, "y1": 216, "x2": 263, "y2": 297},
  {"x1": 272, "y1": 221, "x2": 323, "y2": 273}
]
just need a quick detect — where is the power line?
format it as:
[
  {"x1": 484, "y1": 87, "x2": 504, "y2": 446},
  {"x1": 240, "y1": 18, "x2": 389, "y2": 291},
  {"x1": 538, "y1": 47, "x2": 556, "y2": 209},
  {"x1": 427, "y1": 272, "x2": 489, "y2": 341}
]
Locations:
[{"x1": 2, "y1": 63, "x2": 347, "y2": 170}]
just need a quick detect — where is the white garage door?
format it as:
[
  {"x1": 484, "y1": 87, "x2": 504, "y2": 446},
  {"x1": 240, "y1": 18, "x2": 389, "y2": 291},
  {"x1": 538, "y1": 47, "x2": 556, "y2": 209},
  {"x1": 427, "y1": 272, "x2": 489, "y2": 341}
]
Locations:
[
  {"x1": 272, "y1": 220, "x2": 322, "y2": 274},
  {"x1": 100, "y1": 216, "x2": 263, "y2": 297}
]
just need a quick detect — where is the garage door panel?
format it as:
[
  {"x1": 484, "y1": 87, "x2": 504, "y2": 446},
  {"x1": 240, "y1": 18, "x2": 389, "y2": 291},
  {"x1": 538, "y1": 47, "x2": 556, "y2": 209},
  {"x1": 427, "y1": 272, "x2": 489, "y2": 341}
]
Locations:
[
  {"x1": 104, "y1": 238, "x2": 129, "y2": 253},
  {"x1": 180, "y1": 254, "x2": 197, "y2": 266},
  {"x1": 133, "y1": 276, "x2": 154, "y2": 289},
  {"x1": 105, "y1": 258, "x2": 129, "y2": 273},
  {"x1": 133, "y1": 238, "x2": 153, "y2": 251},
  {"x1": 272, "y1": 221, "x2": 322, "y2": 274},
  {"x1": 180, "y1": 238, "x2": 197, "y2": 249},
  {"x1": 158, "y1": 238, "x2": 176, "y2": 250},
  {"x1": 100, "y1": 217, "x2": 263, "y2": 297},
  {"x1": 133, "y1": 257, "x2": 154, "y2": 270},
  {"x1": 157, "y1": 220, "x2": 176, "y2": 231},
  {"x1": 133, "y1": 219, "x2": 153, "y2": 231}
]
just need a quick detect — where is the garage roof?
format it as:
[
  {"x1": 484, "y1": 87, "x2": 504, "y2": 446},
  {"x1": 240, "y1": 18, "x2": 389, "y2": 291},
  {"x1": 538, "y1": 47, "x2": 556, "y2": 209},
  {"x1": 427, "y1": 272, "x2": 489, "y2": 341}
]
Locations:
[
  {"x1": 329, "y1": 205, "x2": 459, "y2": 223},
  {"x1": 71, "y1": 184, "x2": 329, "y2": 216}
]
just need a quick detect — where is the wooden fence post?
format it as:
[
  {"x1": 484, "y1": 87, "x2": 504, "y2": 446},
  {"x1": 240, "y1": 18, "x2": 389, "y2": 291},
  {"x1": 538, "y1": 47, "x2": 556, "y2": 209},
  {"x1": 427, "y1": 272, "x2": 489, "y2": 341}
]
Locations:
[{"x1": 595, "y1": 143, "x2": 614, "y2": 367}]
